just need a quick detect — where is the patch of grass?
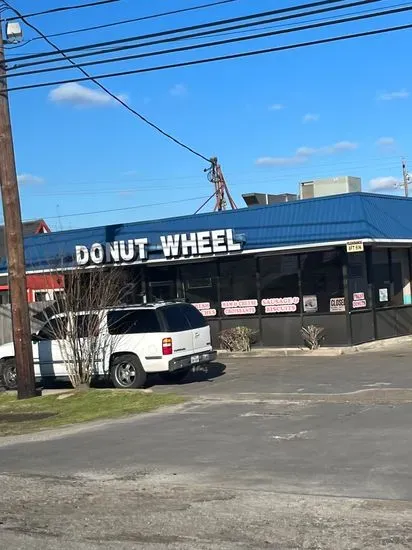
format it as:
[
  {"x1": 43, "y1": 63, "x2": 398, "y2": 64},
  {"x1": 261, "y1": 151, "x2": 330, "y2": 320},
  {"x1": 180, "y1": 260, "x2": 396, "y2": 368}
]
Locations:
[{"x1": 0, "y1": 390, "x2": 185, "y2": 436}]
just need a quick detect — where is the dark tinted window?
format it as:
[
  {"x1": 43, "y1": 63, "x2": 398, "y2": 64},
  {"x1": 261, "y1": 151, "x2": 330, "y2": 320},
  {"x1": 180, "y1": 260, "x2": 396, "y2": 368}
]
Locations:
[
  {"x1": 107, "y1": 310, "x2": 161, "y2": 335},
  {"x1": 181, "y1": 304, "x2": 207, "y2": 329},
  {"x1": 38, "y1": 317, "x2": 67, "y2": 340},
  {"x1": 301, "y1": 250, "x2": 344, "y2": 313},
  {"x1": 75, "y1": 314, "x2": 99, "y2": 338},
  {"x1": 161, "y1": 305, "x2": 191, "y2": 332}
]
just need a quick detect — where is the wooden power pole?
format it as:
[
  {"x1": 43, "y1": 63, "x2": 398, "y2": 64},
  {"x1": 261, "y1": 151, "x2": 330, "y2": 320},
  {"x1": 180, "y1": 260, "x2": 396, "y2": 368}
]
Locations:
[
  {"x1": 0, "y1": 21, "x2": 36, "y2": 399},
  {"x1": 402, "y1": 158, "x2": 409, "y2": 198}
]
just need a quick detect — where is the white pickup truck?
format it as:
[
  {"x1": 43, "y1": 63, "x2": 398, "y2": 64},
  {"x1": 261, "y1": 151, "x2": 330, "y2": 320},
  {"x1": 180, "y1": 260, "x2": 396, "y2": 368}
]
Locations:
[{"x1": 0, "y1": 302, "x2": 216, "y2": 390}]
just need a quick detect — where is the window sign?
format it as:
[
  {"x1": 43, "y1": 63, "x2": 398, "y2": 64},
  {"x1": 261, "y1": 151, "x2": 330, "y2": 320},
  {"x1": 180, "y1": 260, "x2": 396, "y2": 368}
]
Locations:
[
  {"x1": 75, "y1": 229, "x2": 242, "y2": 266},
  {"x1": 346, "y1": 240, "x2": 364, "y2": 253},
  {"x1": 352, "y1": 292, "x2": 367, "y2": 309},
  {"x1": 192, "y1": 302, "x2": 217, "y2": 317},
  {"x1": 303, "y1": 295, "x2": 318, "y2": 313},
  {"x1": 379, "y1": 288, "x2": 389, "y2": 302},
  {"x1": 221, "y1": 299, "x2": 257, "y2": 316},
  {"x1": 330, "y1": 297, "x2": 345, "y2": 312},
  {"x1": 261, "y1": 297, "x2": 299, "y2": 314}
]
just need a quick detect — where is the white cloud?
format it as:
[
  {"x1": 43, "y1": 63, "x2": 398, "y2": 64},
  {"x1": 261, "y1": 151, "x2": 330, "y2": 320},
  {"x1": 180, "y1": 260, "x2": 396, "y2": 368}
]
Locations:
[
  {"x1": 48, "y1": 83, "x2": 127, "y2": 107},
  {"x1": 255, "y1": 155, "x2": 307, "y2": 167},
  {"x1": 121, "y1": 170, "x2": 138, "y2": 177},
  {"x1": 17, "y1": 173, "x2": 44, "y2": 184},
  {"x1": 377, "y1": 89, "x2": 409, "y2": 101},
  {"x1": 323, "y1": 140, "x2": 358, "y2": 153},
  {"x1": 376, "y1": 136, "x2": 395, "y2": 149},
  {"x1": 302, "y1": 113, "x2": 319, "y2": 123},
  {"x1": 255, "y1": 141, "x2": 358, "y2": 167},
  {"x1": 369, "y1": 176, "x2": 400, "y2": 190},
  {"x1": 169, "y1": 83, "x2": 188, "y2": 97},
  {"x1": 268, "y1": 103, "x2": 284, "y2": 111}
]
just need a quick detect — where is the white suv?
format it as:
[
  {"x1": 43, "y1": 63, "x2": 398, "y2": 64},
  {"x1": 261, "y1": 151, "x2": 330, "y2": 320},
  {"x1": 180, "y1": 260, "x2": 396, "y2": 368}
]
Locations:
[{"x1": 0, "y1": 302, "x2": 216, "y2": 390}]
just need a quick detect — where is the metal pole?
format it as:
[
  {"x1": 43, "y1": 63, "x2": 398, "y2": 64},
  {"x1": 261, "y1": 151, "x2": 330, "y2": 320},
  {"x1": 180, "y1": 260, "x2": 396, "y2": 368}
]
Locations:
[
  {"x1": 0, "y1": 21, "x2": 36, "y2": 399},
  {"x1": 402, "y1": 159, "x2": 409, "y2": 198}
]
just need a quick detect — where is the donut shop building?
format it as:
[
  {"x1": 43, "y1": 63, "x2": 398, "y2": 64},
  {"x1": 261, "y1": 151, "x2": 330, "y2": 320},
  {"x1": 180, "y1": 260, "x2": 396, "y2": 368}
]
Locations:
[{"x1": 11, "y1": 192, "x2": 412, "y2": 348}]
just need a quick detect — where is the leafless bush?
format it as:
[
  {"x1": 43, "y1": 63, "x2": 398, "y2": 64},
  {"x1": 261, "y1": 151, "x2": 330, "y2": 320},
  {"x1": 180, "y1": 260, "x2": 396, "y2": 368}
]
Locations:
[
  {"x1": 300, "y1": 325, "x2": 325, "y2": 350},
  {"x1": 219, "y1": 326, "x2": 256, "y2": 352},
  {"x1": 35, "y1": 266, "x2": 140, "y2": 388}
]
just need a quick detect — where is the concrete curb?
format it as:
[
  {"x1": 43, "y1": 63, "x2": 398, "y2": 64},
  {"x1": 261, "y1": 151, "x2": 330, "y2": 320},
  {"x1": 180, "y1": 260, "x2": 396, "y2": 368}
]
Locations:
[{"x1": 217, "y1": 335, "x2": 412, "y2": 358}]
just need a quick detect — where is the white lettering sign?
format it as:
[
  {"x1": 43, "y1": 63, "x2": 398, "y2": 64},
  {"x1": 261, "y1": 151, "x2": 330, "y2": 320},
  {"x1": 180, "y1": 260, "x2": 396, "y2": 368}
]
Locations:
[
  {"x1": 224, "y1": 307, "x2": 256, "y2": 316},
  {"x1": 75, "y1": 229, "x2": 242, "y2": 266},
  {"x1": 352, "y1": 299, "x2": 367, "y2": 309},
  {"x1": 346, "y1": 240, "x2": 364, "y2": 253},
  {"x1": 330, "y1": 297, "x2": 345, "y2": 312},
  {"x1": 265, "y1": 304, "x2": 297, "y2": 313}
]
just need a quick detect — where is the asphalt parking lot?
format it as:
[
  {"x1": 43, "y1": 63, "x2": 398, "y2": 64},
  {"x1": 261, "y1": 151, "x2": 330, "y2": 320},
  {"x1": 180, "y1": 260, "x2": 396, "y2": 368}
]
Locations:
[{"x1": 1, "y1": 349, "x2": 412, "y2": 549}]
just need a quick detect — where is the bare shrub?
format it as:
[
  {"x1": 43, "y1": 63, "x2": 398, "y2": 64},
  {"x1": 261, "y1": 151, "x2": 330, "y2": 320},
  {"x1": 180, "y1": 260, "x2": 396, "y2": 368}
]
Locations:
[
  {"x1": 219, "y1": 326, "x2": 256, "y2": 352},
  {"x1": 300, "y1": 325, "x2": 325, "y2": 350},
  {"x1": 34, "y1": 266, "x2": 140, "y2": 388}
]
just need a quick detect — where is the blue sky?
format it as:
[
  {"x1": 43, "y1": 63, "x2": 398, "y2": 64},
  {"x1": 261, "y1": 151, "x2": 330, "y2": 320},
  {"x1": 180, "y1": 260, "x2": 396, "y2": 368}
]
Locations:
[{"x1": 4, "y1": 0, "x2": 412, "y2": 230}]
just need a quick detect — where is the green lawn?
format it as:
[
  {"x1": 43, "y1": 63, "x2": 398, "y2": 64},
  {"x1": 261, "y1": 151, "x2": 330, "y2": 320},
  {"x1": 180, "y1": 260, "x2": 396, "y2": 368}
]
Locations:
[{"x1": 0, "y1": 390, "x2": 185, "y2": 436}]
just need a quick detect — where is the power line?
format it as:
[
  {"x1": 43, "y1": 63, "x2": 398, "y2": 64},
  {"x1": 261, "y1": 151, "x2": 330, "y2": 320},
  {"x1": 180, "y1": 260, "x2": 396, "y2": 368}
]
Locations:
[
  {"x1": 2, "y1": 1, "x2": 211, "y2": 163},
  {"x1": 6, "y1": 0, "x2": 121, "y2": 20},
  {"x1": 36, "y1": 194, "x2": 212, "y2": 220},
  {"x1": 24, "y1": 0, "x2": 239, "y2": 43},
  {"x1": 6, "y1": 23, "x2": 412, "y2": 93},
  {"x1": 8, "y1": 4, "x2": 410, "y2": 80},
  {"x1": 7, "y1": 0, "x2": 386, "y2": 74},
  {"x1": 4, "y1": 0, "x2": 356, "y2": 64}
]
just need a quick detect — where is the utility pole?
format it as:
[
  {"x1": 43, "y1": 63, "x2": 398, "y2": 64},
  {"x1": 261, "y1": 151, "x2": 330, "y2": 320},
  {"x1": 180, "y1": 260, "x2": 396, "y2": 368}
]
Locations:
[
  {"x1": 0, "y1": 20, "x2": 36, "y2": 399},
  {"x1": 206, "y1": 157, "x2": 237, "y2": 211},
  {"x1": 402, "y1": 158, "x2": 409, "y2": 198}
]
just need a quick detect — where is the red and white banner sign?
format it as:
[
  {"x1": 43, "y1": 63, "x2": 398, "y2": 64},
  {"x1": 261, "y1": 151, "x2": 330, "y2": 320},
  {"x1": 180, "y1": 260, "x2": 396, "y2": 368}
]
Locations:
[
  {"x1": 264, "y1": 304, "x2": 297, "y2": 313},
  {"x1": 221, "y1": 299, "x2": 258, "y2": 308},
  {"x1": 224, "y1": 306, "x2": 256, "y2": 316},
  {"x1": 261, "y1": 297, "x2": 300, "y2": 306},
  {"x1": 192, "y1": 302, "x2": 211, "y2": 311}
]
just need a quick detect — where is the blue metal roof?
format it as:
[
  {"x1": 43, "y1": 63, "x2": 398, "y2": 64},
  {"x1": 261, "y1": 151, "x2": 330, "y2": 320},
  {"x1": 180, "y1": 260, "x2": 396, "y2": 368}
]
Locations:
[{"x1": 3, "y1": 192, "x2": 412, "y2": 273}]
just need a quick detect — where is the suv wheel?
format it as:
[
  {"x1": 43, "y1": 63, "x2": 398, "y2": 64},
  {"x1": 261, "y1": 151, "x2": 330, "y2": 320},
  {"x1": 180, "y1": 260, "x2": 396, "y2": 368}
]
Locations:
[
  {"x1": 1, "y1": 358, "x2": 17, "y2": 391},
  {"x1": 159, "y1": 367, "x2": 191, "y2": 384},
  {"x1": 111, "y1": 354, "x2": 147, "y2": 389}
]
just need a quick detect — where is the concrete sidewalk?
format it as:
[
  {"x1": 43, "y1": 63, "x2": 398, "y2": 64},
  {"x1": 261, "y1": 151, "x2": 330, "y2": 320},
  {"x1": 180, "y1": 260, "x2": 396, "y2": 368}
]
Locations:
[{"x1": 218, "y1": 334, "x2": 412, "y2": 357}]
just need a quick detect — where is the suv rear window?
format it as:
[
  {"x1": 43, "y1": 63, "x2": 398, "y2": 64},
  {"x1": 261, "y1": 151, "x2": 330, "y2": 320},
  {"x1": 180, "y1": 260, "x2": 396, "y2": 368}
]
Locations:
[
  {"x1": 107, "y1": 310, "x2": 161, "y2": 334},
  {"x1": 161, "y1": 303, "x2": 207, "y2": 332},
  {"x1": 181, "y1": 304, "x2": 207, "y2": 329},
  {"x1": 161, "y1": 305, "x2": 191, "y2": 332}
]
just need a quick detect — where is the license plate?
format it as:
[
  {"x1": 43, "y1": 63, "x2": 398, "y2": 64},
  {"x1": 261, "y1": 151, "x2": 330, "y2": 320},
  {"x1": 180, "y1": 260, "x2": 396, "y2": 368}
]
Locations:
[{"x1": 191, "y1": 355, "x2": 199, "y2": 364}]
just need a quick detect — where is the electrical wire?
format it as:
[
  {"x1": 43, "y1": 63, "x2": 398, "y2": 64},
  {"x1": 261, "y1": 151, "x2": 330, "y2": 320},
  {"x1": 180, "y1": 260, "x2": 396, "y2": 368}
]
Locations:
[
  {"x1": 1, "y1": 1, "x2": 211, "y2": 164},
  {"x1": 7, "y1": 0, "x2": 387, "y2": 73},
  {"x1": 8, "y1": 4, "x2": 411, "y2": 80},
  {"x1": 4, "y1": 0, "x2": 357, "y2": 64},
  {"x1": 24, "y1": 0, "x2": 239, "y2": 43},
  {"x1": 6, "y1": 0, "x2": 121, "y2": 20},
  {"x1": 40, "y1": 194, "x2": 212, "y2": 220},
  {"x1": 6, "y1": 23, "x2": 412, "y2": 93}
]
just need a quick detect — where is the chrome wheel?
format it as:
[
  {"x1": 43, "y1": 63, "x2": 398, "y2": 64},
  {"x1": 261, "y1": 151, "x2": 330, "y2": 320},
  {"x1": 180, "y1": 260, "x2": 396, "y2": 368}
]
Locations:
[
  {"x1": 2, "y1": 361, "x2": 17, "y2": 390},
  {"x1": 115, "y1": 362, "x2": 136, "y2": 387}
]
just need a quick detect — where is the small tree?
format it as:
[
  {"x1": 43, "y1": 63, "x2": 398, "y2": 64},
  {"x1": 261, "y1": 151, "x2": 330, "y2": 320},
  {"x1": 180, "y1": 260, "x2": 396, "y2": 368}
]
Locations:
[{"x1": 35, "y1": 266, "x2": 141, "y2": 388}]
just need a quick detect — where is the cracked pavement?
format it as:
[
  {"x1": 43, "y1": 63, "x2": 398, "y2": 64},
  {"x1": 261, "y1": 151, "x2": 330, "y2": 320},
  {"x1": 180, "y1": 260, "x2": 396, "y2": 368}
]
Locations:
[{"x1": 1, "y1": 349, "x2": 412, "y2": 549}]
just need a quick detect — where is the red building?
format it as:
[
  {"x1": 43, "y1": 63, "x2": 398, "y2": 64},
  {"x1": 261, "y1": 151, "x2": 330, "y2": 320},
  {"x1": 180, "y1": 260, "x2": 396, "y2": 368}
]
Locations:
[{"x1": 0, "y1": 219, "x2": 63, "y2": 304}]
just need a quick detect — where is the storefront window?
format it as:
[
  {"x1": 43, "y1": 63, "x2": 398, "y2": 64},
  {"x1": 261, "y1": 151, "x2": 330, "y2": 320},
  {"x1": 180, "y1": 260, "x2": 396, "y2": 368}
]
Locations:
[
  {"x1": 180, "y1": 261, "x2": 218, "y2": 317},
  {"x1": 390, "y1": 249, "x2": 411, "y2": 306},
  {"x1": 371, "y1": 249, "x2": 391, "y2": 308},
  {"x1": 219, "y1": 257, "x2": 257, "y2": 316},
  {"x1": 301, "y1": 250, "x2": 344, "y2": 313},
  {"x1": 259, "y1": 254, "x2": 300, "y2": 314},
  {"x1": 147, "y1": 265, "x2": 178, "y2": 302},
  {"x1": 348, "y1": 252, "x2": 369, "y2": 311}
]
